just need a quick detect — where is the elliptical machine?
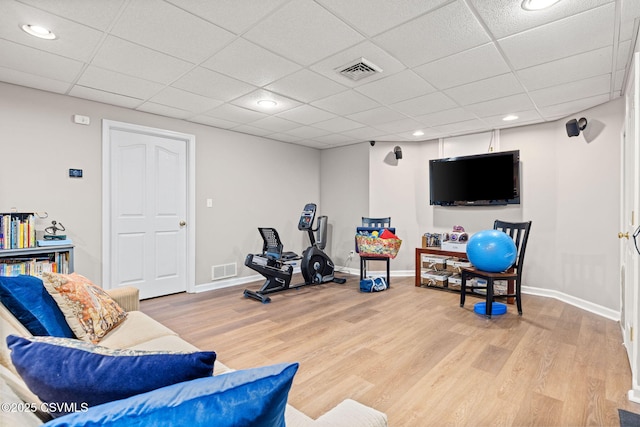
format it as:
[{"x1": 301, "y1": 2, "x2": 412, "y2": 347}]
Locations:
[{"x1": 243, "y1": 203, "x2": 345, "y2": 303}]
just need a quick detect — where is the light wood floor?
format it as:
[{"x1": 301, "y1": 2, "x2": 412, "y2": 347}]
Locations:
[{"x1": 141, "y1": 275, "x2": 640, "y2": 426}]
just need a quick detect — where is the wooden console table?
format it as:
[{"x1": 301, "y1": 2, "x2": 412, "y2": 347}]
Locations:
[
  {"x1": 415, "y1": 247, "x2": 514, "y2": 303},
  {"x1": 414, "y1": 247, "x2": 468, "y2": 287}
]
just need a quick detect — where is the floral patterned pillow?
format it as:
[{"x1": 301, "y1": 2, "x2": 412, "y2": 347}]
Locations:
[{"x1": 41, "y1": 272, "x2": 127, "y2": 343}]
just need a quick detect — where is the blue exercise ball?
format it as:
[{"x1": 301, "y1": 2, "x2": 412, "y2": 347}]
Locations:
[{"x1": 466, "y1": 230, "x2": 517, "y2": 273}]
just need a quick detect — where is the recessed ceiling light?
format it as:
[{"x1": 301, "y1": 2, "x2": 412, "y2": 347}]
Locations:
[
  {"x1": 412, "y1": 130, "x2": 424, "y2": 137},
  {"x1": 21, "y1": 24, "x2": 56, "y2": 40},
  {"x1": 521, "y1": 0, "x2": 561, "y2": 11},
  {"x1": 257, "y1": 99, "x2": 277, "y2": 108},
  {"x1": 503, "y1": 115, "x2": 519, "y2": 121}
]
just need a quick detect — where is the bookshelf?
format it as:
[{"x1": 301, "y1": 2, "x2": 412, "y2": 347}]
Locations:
[{"x1": 0, "y1": 245, "x2": 74, "y2": 277}]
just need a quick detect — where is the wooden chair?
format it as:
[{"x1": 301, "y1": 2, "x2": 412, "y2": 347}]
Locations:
[
  {"x1": 358, "y1": 217, "x2": 392, "y2": 286},
  {"x1": 460, "y1": 220, "x2": 532, "y2": 318}
]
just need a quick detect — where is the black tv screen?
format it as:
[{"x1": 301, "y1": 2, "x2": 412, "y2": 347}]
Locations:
[{"x1": 429, "y1": 150, "x2": 520, "y2": 206}]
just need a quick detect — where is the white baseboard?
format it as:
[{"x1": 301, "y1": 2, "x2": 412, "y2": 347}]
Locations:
[
  {"x1": 521, "y1": 285, "x2": 619, "y2": 321},
  {"x1": 628, "y1": 388, "x2": 640, "y2": 404},
  {"x1": 194, "y1": 266, "x2": 302, "y2": 293},
  {"x1": 194, "y1": 270, "x2": 620, "y2": 322}
]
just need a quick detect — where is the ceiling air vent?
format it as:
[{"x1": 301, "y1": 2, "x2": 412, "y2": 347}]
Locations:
[{"x1": 336, "y1": 57, "x2": 382, "y2": 81}]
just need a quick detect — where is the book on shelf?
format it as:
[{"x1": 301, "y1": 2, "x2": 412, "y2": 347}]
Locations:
[
  {"x1": 36, "y1": 239, "x2": 73, "y2": 247},
  {"x1": 0, "y1": 253, "x2": 69, "y2": 277},
  {"x1": 0, "y1": 213, "x2": 37, "y2": 250}
]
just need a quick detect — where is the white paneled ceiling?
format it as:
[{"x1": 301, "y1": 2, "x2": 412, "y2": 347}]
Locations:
[{"x1": 1, "y1": 0, "x2": 638, "y2": 149}]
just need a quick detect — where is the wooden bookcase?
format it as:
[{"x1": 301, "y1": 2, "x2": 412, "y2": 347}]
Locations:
[{"x1": 0, "y1": 245, "x2": 74, "y2": 277}]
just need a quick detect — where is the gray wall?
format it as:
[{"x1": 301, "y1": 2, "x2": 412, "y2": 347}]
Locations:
[
  {"x1": 0, "y1": 82, "x2": 320, "y2": 286},
  {"x1": 320, "y1": 98, "x2": 623, "y2": 312},
  {"x1": 0, "y1": 81, "x2": 624, "y2": 312}
]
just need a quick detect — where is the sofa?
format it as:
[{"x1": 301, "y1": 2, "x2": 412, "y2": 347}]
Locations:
[{"x1": 0, "y1": 275, "x2": 388, "y2": 426}]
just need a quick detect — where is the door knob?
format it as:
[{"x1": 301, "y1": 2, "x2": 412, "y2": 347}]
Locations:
[
  {"x1": 619, "y1": 231, "x2": 629, "y2": 239},
  {"x1": 179, "y1": 221, "x2": 186, "y2": 227}
]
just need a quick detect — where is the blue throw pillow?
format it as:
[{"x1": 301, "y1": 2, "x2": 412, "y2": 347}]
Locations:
[
  {"x1": 0, "y1": 275, "x2": 74, "y2": 337},
  {"x1": 7, "y1": 335, "x2": 217, "y2": 418},
  {"x1": 42, "y1": 363, "x2": 299, "y2": 427}
]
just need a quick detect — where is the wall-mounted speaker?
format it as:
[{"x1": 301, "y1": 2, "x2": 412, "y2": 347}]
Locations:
[
  {"x1": 566, "y1": 117, "x2": 587, "y2": 137},
  {"x1": 394, "y1": 146, "x2": 402, "y2": 160}
]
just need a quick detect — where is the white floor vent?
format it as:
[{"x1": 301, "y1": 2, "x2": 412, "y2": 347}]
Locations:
[
  {"x1": 211, "y1": 262, "x2": 237, "y2": 281},
  {"x1": 336, "y1": 57, "x2": 382, "y2": 81}
]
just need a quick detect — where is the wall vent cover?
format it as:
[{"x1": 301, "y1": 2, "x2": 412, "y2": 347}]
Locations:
[
  {"x1": 336, "y1": 57, "x2": 382, "y2": 81},
  {"x1": 211, "y1": 262, "x2": 237, "y2": 281}
]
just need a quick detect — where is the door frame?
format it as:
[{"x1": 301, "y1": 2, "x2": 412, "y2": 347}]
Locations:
[{"x1": 101, "y1": 120, "x2": 196, "y2": 294}]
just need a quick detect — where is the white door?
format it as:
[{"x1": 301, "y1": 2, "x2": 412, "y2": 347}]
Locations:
[
  {"x1": 622, "y1": 52, "x2": 640, "y2": 402},
  {"x1": 102, "y1": 121, "x2": 195, "y2": 299}
]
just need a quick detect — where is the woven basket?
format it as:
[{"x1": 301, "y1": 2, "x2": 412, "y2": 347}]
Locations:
[{"x1": 356, "y1": 235, "x2": 402, "y2": 259}]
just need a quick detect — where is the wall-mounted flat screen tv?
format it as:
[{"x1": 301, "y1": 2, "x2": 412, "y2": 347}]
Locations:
[{"x1": 429, "y1": 150, "x2": 520, "y2": 206}]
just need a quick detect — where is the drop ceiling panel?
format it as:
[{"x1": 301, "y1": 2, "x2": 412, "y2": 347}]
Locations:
[
  {"x1": 149, "y1": 87, "x2": 223, "y2": 114},
  {"x1": 414, "y1": 107, "x2": 478, "y2": 127},
  {"x1": 433, "y1": 118, "x2": 490, "y2": 135},
  {"x1": 188, "y1": 115, "x2": 238, "y2": 129},
  {"x1": 164, "y1": 0, "x2": 290, "y2": 35},
  {"x1": 315, "y1": 0, "x2": 450, "y2": 37},
  {"x1": 69, "y1": 85, "x2": 143, "y2": 109},
  {"x1": 468, "y1": 0, "x2": 611, "y2": 39},
  {"x1": 230, "y1": 124, "x2": 274, "y2": 137},
  {"x1": 283, "y1": 126, "x2": 331, "y2": 139},
  {"x1": 136, "y1": 102, "x2": 191, "y2": 119},
  {"x1": 391, "y1": 91, "x2": 458, "y2": 116},
  {"x1": 110, "y1": 0, "x2": 235, "y2": 64},
  {"x1": 414, "y1": 43, "x2": 511, "y2": 90},
  {"x1": 444, "y1": 73, "x2": 524, "y2": 106},
  {"x1": 171, "y1": 67, "x2": 255, "y2": 102},
  {"x1": 201, "y1": 38, "x2": 301, "y2": 87},
  {"x1": 1, "y1": 1, "x2": 104, "y2": 62},
  {"x1": 243, "y1": 0, "x2": 364, "y2": 65},
  {"x1": 465, "y1": 93, "x2": 536, "y2": 118},
  {"x1": 91, "y1": 36, "x2": 193, "y2": 84},
  {"x1": 0, "y1": 39, "x2": 84, "y2": 82},
  {"x1": 355, "y1": 70, "x2": 436, "y2": 105},
  {"x1": 311, "y1": 90, "x2": 380, "y2": 116},
  {"x1": 0, "y1": 66, "x2": 70, "y2": 94},
  {"x1": 250, "y1": 116, "x2": 300, "y2": 133},
  {"x1": 204, "y1": 104, "x2": 267, "y2": 123},
  {"x1": 373, "y1": 0, "x2": 490, "y2": 68},
  {"x1": 313, "y1": 116, "x2": 365, "y2": 133},
  {"x1": 538, "y1": 93, "x2": 610, "y2": 120},
  {"x1": 346, "y1": 107, "x2": 407, "y2": 126},
  {"x1": 265, "y1": 69, "x2": 347, "y2": 103},
  {"x1": 77, "y1": 66, "x2": 164, "y2": 100},
  {"x1": 517, "y1": 47, "x2": 613, "y2": 92},
  {"x1": 498, "y1": 3, "x2": 616, "y2": 70},
  {"x1": 16, "y1": 0, "x2": 126, "y2": 31},
  {"x1": 373, "y1": 118, "x2": 426, "y2": 134},
  {"x1": 275, "y1": 105, "x2": 337, "y2": 125},
  {"x1": 481, "y1": 110, "x2": 543, "y2": 128},
  {"x1": 528, "y1": 74, "x2": 612, "y2": 107}
]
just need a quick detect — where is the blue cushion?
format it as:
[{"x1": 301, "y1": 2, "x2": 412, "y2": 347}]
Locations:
[
  {"x1": 43, "y1": 363, "x2": 299, "y2": 427},
  {"x1": 0, "y1": 275, "x2": 74, "y2": 337},
  {"x1": 7, "y1": 335, "x2": 217, "y2": 418}
]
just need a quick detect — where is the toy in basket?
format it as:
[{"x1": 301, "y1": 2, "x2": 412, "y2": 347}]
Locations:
[{"x1": 355, "y1": 228, "x2": 402, "y2": 258}]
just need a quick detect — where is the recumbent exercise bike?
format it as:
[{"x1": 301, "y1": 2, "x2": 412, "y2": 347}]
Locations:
[{"x1": 243, "y1": 203, "x2": 346, "y2": 303}]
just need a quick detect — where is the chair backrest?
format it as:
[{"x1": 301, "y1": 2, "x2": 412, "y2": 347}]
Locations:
[
  {"x1": 362, "y1": 217, "x2": 391, "y2": 228},
  {"x1": 493, "y1": 220, "x2": 532, "y2": 275},
  {"x1": 258, "y1": 228, "x2": 283, "y2": 258}
]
